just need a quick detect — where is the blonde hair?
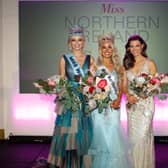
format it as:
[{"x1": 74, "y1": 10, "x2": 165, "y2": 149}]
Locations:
[{"x1": 97, "y1": 33, "x2": 121, "y2": 73}]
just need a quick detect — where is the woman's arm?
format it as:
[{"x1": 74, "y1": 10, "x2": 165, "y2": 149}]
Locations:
[
  {"x1": 122, "y1": 66, "x2": 138, "y2": 104},
  {"x1": 122, "y1": 66, "x2": 129, "y2": 96},
  {"x1": 149, "y1": 59, "x2": 157, "y2": 75}
]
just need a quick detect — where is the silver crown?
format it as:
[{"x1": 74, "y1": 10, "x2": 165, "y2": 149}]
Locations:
[
  {"x1": 68, "y1": 25, "x2": 84, "y2": 37},
  {"x1": 98, "y1": 33, "x2": 115, "y2": 43}
]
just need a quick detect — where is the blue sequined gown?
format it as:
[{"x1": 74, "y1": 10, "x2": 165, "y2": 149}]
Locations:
[
  {"x1": 89, "y1": 66, "x2": 132, "y2": 168},
  {"x1": 48, "y1": 54, "x2": 92, "y2": 168}
]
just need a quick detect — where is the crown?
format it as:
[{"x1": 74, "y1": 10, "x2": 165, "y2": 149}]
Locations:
[
  {"x1": 98, "y1": 33, "x2": 115, "y2": 43},
  {"x1": 68, "y1": 25, "x2": 84, "y2": 37}
]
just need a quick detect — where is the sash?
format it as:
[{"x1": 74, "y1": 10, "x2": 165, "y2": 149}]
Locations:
[
  {"x1": 106, "y1": 74, "x2": 118, "y2": 96},
  {"x1": 65, "y1": 53, "x2": 85, "y2": 77}
]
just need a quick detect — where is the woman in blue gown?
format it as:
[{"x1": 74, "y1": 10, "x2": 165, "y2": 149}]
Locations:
[
  {"x1": 47, "y1": 25, "x2": 95, "y2": 168},
  {"x1": 89, "y1": 33, "x2": 132, "y2": 168}
]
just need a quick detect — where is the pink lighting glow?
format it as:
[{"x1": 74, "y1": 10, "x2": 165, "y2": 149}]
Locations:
[
  {"x1": 154, "y1": 96, "x2": 168, "y2": 121},
  {"x1": 13, "y1": 94, "x2": 56, "y2": 120},
  {"x1": 11, "y1": 94, "x2": 168, "y2": 136}
]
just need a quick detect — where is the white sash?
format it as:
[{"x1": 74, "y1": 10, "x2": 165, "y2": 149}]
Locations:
[{"x1": 106, "y1": 74, "x2": 118, "y2": 95}]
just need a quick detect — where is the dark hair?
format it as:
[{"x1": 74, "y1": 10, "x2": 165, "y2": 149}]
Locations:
[{"x1": 123, "y1": 35, "x2": 148, "y2": 70}]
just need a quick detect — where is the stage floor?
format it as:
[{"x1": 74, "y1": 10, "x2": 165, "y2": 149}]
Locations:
[{"x1": 0, "y1": 141, "x2": 168, "y2": 168}]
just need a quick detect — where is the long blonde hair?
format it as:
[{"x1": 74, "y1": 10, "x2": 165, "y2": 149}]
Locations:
[{"x1": 97, "y1": 33, "x2": 121, "y2": 74}]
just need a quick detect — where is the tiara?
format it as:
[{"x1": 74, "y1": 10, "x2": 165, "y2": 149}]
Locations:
[
  {"x1": 68, "y1": 25, "x2": 84, "y2": 37},
  {"x1": 98, "y1": 33, "x2": 115, "y2": 43}
]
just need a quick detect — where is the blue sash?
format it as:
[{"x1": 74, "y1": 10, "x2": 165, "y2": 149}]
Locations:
[{"x1": 65, "y1": 53, "x2": 85, "y2": 77}]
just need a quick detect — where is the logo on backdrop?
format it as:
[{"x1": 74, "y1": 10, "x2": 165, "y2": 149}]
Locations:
[
  {"x1": 64, "y1": 3, "x2": 160, "y2": 43},
  {"x1": 101, "y1": 3, "x2": 125, "y2": 14}
]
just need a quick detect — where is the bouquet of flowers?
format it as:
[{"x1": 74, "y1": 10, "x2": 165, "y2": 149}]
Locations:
[
  {"x1": 33, "y1": 75, "x2": 60, "y2": 94},
  {"x1": 160, "y1": 74, "x2": 168, "y2": 94},
  {"x1": 80, "y1": 68, "x2": 112, "y2": 114},
  {"x1": 33, "y1": 75, "x2": 82, "y2": 113},
  {"x1": 129, "y1": 72, "x2": 168, "y2": 100}
]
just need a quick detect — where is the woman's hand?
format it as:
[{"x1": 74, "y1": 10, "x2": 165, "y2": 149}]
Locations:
[
  {"x1": 139, "y1": 94, "x2": 148, "y2": 99},
  {"x1": 110, "y1": 98, "x2": 120, "y2": 109},
  {"x1": 127, "y1": 94, "x2": 138, "y2": 104}
]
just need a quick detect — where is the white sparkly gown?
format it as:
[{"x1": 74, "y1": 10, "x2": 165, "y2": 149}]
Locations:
[{"x1": 126, "y1": 60, "x2": 155, "y2": 168}]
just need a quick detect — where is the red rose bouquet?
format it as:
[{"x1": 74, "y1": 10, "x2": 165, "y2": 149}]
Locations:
[
  {"x1": 81, "y1": 68, "x2": 111, "y2": 113},
  {"x1": 129, "y1": 72, "x2": 168, "y2": 99}
]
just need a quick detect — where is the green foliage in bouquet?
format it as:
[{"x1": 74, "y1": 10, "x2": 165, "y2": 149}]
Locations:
[
  {"x1": 161, "y1": 83, "x2": 168, "y2": 93},
  {"x1": 157, "y1": 83, "x2": 168, "y2": 100},
  {"x1": 34, "y1": 79, "x2": 56, "y2": 94},
  {"x1": 96, "y1": 94, "x2": 111, "y2": 113},
  {"x1": 56, "y1": 79, "x2": 82, "y2": 113},
  {"x1": 34, "y1": 78, "x2": 82, "y2": 113}
]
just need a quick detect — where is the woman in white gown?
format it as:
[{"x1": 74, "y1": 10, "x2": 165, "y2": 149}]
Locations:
[
  {"x1": 88, "y1": 33, "x2": 131, "y2": 168},
  {"x1": 123, "y1": 35, "x2": 157, "y2": 168}
]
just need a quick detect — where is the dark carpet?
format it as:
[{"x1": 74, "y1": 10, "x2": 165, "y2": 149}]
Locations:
[{"x1": 0, "y1": 139, "x2": 168, "y2": 168}]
